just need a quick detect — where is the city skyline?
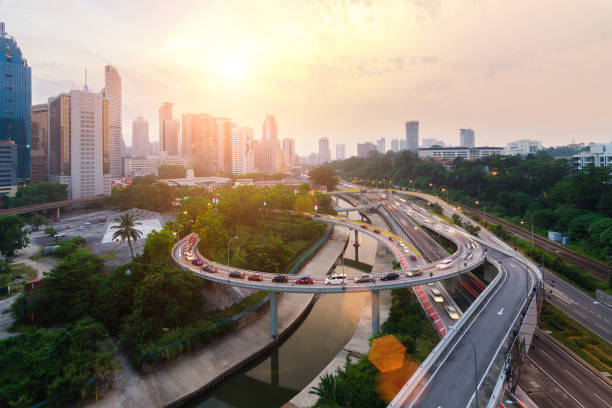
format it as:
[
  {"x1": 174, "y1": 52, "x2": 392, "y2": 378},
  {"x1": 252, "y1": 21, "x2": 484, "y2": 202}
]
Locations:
[{"x1": 3, "y1": 1, "x2": 611, "y2": 156}]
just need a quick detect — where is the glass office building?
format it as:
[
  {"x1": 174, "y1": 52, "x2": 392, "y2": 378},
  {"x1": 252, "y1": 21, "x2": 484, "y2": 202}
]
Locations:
[{"x1": 0, "y1": 22, "x2": 31, "y2": 184}]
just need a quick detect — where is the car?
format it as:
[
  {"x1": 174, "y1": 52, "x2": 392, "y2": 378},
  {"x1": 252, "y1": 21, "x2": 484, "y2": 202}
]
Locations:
[
  {"x1": 76, "y1": 226, "x2": 85, "y2": 230},
  {"x1": 313, "y1": 214, "x2": 320, "y2": 217},
  {"x1": 464, "y1": 252, "x2": 473, "y2": 260},
  {"x1": 380, "y1": 272, "x2": 399, "y2": 281},
  {"x1": 409, "y1": 255, "x2": 417, "y2": 262},
  {"x1": 184, "y1": 245, "x2": 192, "y2": 250},
  {"x1": 186, "y1": 254, "x2": 195, "y2": 261},
  {"x1": 272, "y1": 274, "x2": 288, "y2": 283},
  {"x1": 373, "y1": 229, "x2": 380, "y2": 234},
  {"x1": 388, "y1": 236, "x2": 394, "y2": 242},
  {"x1": 354, "y1": 274, "x2": 374, "y2": 283},
  {"x1": 295, "y1": 276, "x2": 314, "y2": 285},
  {"x1": 192, "y1": 258, "x2": 204, "y2": 266},
  {"x1": 188, "y1": 236, "x2": 196, "y2": 243},
  {"x1": 229, "y1": 270, "x2": 245, "y2": 279},
  {"x1": 437, "y1": 263, "x2": 452, "y2": 270},
  {"x1": 325, "y1": 274, "x2": 347, "y2": 285},
  {"x1": 430, "y1": 287, "x2": 444, "y2": 303},
  {"x1": 360, "y1": 225, "x2": 368, "y2": 229},
  {"x1": 405, "y1": 268, "x2": 422, "y2": 277},
  {"x1": 53, "y1": 232, "x2": 66, "y2": 238},
  {"x1": 248, "y1": 273, "x2": 263, "y2": 281},
  {"x1": 445, "y1": 305, "x2": 460, "y2": 320},
  {"x1": 201, "y1": 265, "x2": 214, "y2": 272}
]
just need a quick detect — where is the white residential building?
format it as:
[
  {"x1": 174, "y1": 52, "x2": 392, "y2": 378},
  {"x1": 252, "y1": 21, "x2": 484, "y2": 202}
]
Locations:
[
  {"x1": 69, "y1": 89, "x2": 110, "y2": 199},
  {"x1": 131, "y1": 116, "x2": 149, "y2": 157},
  {"x1": 163, "y1": 119, "x2": 179, "y2": 156},
  {"x1": 571, "y1": 143, "x2": 612, "y2": 170},
  {"x1": 335, "y1": 144, "x2": 346, "y2": 160},
  {"x1": 231, "y1": 126, "x2": 255, "y2": 175},
  {"x1": 103, "y1": 65, "x2": 122, "y2": 177},
  {"x1": 418, "y1": 146, "x2": 503, "y2": 160},
  {"x1": 318, "y1": 137, "x2": 331, "y2": 164},
  {"x1": 503, "y1": 139, "x2": 543, "y2": 155},
  {"x1": 377, "y1": 138, "x2": 386, "y2": 153},
  {"x1": 459, "y1": 128, "x2": 475, "y2": 148},
  {"x1": 282, "y1": 137, "x2": 295, "y2": 169}
]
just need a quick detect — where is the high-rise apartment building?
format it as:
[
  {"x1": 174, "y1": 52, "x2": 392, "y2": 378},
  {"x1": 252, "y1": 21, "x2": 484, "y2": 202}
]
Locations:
[
  {"x1": 503, "y1": 139, "x2": 542, "y2": 156},
  {"x1": 0, "y1": 141, "x2": 17, "y2": 197},
  {"x1": 459, "y1": 128, "x2": 475, "y2": 148},
  {"x1": 182, "y1": 113, "x2": 219, "y2": 171},
  {"x1": 390, "y1": 139, "x2": 399, "y2": 153},
  {"x1": 255, "y1": 139, "x2": 281, "y2": 173},
  {"x1": 159, "y1": 102, "x2": 173, "y2": 153},
  {"x1": 335, "y1": 144, "x2": 346, "y2": 161},
  {"x1": 0, "y1": 22, "x2": 31, "y2": 184},
  {"x1": 262, "y1": 114, "x2": 278, "y2": 140},
  {"x1": 318, "y1": 137, "x2": 331, "y2": 164},
  {"x1": 131, "y1": 116, "x2": 149, "y2": 157},
  {"x1": 30, "y1": 104, "x2": 48, "y2": 183},
  {"x1": 377, "y1": 138, "x2": 386, "y2": 153},
  {"x1": 282, "y1": 138, "x2": 295, "y2": 169},
  {"x1": 163, "y1": 119, "x2": 179, "y2": 156},
  {"x1": 405, "y1": 121, "x2": 419, "y2": 153},
  {"x1": 400, "y1": 139, "x2": 407, "y2": 150},
  {"x1": 216, "y1": 117, "x2": 232, "y2": 173},
  {"x1": 103, "y1": 65, "x2": 122, "y2": 177},
  {"x1": 357, "y1": 142, "x2": 377, "y2": 158},
  {"x1": 231, "y1": 126, "x2": 254, "y2": 175},
  {"x1": 48, "y1": 88, "x2": 110, "y2": 199}
]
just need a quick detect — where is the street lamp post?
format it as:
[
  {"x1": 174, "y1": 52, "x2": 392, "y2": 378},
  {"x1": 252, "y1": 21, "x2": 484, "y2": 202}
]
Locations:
[{"x1": 227, "y1": 236, "x2": 239, "y2": 274}]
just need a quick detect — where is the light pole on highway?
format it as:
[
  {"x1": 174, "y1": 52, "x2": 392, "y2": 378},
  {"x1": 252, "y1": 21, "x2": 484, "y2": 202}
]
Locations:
[
  {"x1": 441, "y1": 187, "x2": 448, "y2": 202},
  {"x1": 227, "y1": 236, "x2": 239, "y2": 274}
]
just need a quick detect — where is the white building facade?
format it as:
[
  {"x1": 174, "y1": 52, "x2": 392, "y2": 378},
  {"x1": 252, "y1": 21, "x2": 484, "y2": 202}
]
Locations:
[
  {"x1": 104, "y1": 65, "x2": 122, "y2": 177},
  {"x1": 572, "y1": 143, "x2": 612, "y2": 170},
  {"x1": 503, "y1": 139, "x2": 543, "y2": 155},
  {"x1": 131, "y1": 116, "x2": 149, "y2": 157},
  {"x1": 418, "y1": 146, "x2": 503, "y2": 160}
]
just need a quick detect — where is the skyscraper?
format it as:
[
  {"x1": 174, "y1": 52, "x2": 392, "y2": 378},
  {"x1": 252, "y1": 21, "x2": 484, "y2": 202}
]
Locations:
[
  {"x1": 131, "y1": 116, "x2": 149, "y2": 157},
  {"x1": 0, "y1": 22, "x2": 31, "y2": 185},
  {"x1": 232, "y1": 126, "x2": 254, "y2": 175},
  {"x1": 399, "y1": 139, "x2": 407, "y2": 150},
  {"x1": 262, "y1": 114, "x2": 278, "y2": 140},
  {"x1": 103, "y1": 65, "x2": 122, "y2": 177},
  {"x1": 282, "y1": 138, "x2": 295, "y2": 169},
  {"x1": 318, "y1": 137, "x2": 331, "y2": 164},
  {"x1": 48, "y1": 88, "x2": 110, "y2": 199},
  {"x1": 216, "y1": 117, "x2": 232, "y2": 173},
  {"x1": 357, "y1": 142, "x2": 377, "y2": 158},
  {"x1": 0, "y1": 141, "x2": 17, "y2": 197},
  {"x1": 390, "y1": 139, "x2": 399, "y2": 152},
  {"x1": 30, "y1": 104, "x2": 48, "y2": 183},
  {"x1": 182, "y1": 113, "x2": 218, "y2": 170},
  {"x1": 159, "y1": 102, "x2": 173, "y2": 153},
  {"x1": 377, "y1": 138, "x2": 386, "y2": 153},
  {"x1": 405, "y1": 121, "x2": 419, "y2": 153},
  {"x1": 163, "y1": 119, "x2": 179, "y2": 156},
  {"x1": 459, "y1": 128, "x2": 475, "y2": 148},
  {"x1": 335, "y1": 144, "x2": 346, "y2": 161}
]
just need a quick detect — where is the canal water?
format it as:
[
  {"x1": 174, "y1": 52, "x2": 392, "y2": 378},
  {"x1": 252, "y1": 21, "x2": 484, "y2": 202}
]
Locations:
[{"x1": 188, "y1": 200, "x2": 377, "y2": 408}]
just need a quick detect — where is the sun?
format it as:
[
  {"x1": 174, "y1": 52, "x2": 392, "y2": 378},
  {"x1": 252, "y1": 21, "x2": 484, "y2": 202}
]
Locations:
[{"x1": 221, "y1": 61, "x2": 246, "y2": 81}]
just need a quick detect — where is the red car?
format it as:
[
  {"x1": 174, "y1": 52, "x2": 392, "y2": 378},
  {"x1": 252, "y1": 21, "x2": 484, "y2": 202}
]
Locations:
[
  {"x1": 248, "y1": 273, "x2": 263, "y2": 281},
  {"x1": 295, "y1": 276, "x2": 314, "y2": 285},
  {"x1": 188, "y1": 236, "x2": 196, "y2": 243},
  {"x1": 360, "y1": 225, "x2": 368, "y2": 229}
]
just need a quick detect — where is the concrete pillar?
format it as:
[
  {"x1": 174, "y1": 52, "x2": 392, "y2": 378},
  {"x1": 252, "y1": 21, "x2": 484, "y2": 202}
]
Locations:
[
  {"x1": 270, "y1": 292, "x2": 278, "y2": 340},
  {"x1": 335, "y1": 196, "x2": 339, "y2": 205},
  {"x1": 55, "y1": 207, "x2": 60, "y2": 220},
  {"x1": 346, "y1": 210, "x2": 349, "y2": 217},
  {"x1": 372, "y1": 290, "x2": 380, "y2": 336},
  {"x1": 353, "y1": 229, "x2": 360, "y2": 262}
]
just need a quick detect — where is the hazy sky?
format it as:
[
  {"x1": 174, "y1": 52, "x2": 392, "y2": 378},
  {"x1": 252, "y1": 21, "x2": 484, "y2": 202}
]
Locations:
[{"x1": 3, "y1": 0, "x2": 611, "y2": 156}]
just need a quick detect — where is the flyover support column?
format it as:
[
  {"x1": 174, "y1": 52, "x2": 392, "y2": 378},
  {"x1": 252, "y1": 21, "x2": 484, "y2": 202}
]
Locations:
[
  {"x1": 371, "y1": 290, "x2": 380, "y2": 336},
  {"x1": 353, "y1": 229, "x2": 360, "y2": 262},
  {"x1": 270, "y1": 292, "x2": 278, "y2": 340},
  {"x1": 55, "y1": 207, "x2": 60, "y2": 220},
  {"x1": 335, "y1": 196, "x2": 339, "y2": 206}
]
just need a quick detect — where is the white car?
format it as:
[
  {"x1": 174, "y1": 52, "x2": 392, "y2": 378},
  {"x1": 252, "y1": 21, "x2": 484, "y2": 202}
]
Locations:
[
  {"x1": 437, "y1": 263, "x2": 452, "y2": 270},
  {"x1": 186, "y1": 253, "x2": 195, "y2": 261},
  {"x1": 53, "y1": 232, "x2": 65, "y2": 238},
  {"x1": 430, "y1": 287, "x2": 444, "y2": 303},
  {"x1": 445, "y1": 305, "x2": 460, "y2": 320},
  {"x1": 325, "y1": 274, "x2": 347, "y2": 285}
]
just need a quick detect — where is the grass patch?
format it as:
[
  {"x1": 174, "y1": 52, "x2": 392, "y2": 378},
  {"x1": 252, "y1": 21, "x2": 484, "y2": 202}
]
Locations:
[
  {"x1": 420, "y1": 226, "x2": 456, "y2": 255},
  {"x1": 343, "y1": 258, "x2": 374, "y2": 272},
  {"x1": 540, "y1": 303, "x2": 612, "y2": 372}
]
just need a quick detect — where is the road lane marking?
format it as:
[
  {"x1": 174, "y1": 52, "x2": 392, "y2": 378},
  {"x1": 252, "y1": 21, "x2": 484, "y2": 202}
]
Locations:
[
  {"x1": 540, "y1": 349, "x2": 555, "y2": 362},
  {"x1": 528, "y1": 357, "x2": 587, "y2": 408},
  {"x1": 563, "y1": 368, "x2": 583, "y2": 384},
  {"x1": 593, "y1": 393, "x2": 612, "y2": 408},
  {"x1": 497, "y1": 308, "x2": 504, "y2": 315},
  {"x1": 593, "y1": 322, "x2": 609, "y2": 333}
]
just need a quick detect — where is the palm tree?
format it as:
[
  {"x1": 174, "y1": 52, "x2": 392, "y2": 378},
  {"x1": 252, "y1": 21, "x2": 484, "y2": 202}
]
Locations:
[{"x1": 111, "y1": 212, "x2": 143, "y2": 260}]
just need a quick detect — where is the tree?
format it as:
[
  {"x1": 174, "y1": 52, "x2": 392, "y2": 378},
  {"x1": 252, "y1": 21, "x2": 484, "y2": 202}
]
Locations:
[
  {"x1": 44, "y1": 225, "x2": 56, "y2": 236},
  {"x1": 309, "y1": 166, "x2": 338, "y2": 191},
  {"x1": 8, "y1": 182, "x2": 68, "y2": 208},
  {"x1": 28, "y1": 214, "x2": 48, "y2": 230},
  {"x1": 0, "y1": 215, "x2": 30, "y2": 258},
  {"x1": 111, "y1": 212, "x2": 143, "y2": 260},
  {"x1": 142, "y1": 229, "x2": 175, "y2": 265},
  {"x1": 295, "y1": 194, "x2": 314, "y2": 214},
  {"x1": 244, "y1": 237, "x2": 294, "y2": 272},
  {"x1": 194, "y1": 210, "x2": 229, "y2": 257}
]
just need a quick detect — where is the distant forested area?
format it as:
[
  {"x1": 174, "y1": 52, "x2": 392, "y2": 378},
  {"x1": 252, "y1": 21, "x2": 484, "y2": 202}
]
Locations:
[{"x1": 332, "y1": 151, "x2": 612, "y2": 262}]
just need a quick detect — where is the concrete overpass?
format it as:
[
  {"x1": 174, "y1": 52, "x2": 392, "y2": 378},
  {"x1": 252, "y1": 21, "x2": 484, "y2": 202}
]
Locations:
[{"x1": 0, "y1": 196, "x2": 104, "y2": 218}]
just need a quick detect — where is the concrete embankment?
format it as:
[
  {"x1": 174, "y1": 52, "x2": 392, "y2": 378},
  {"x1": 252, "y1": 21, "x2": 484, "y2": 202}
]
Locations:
[{"x1": 89, "y1": 228, "x2": 348, "y2": 408}]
